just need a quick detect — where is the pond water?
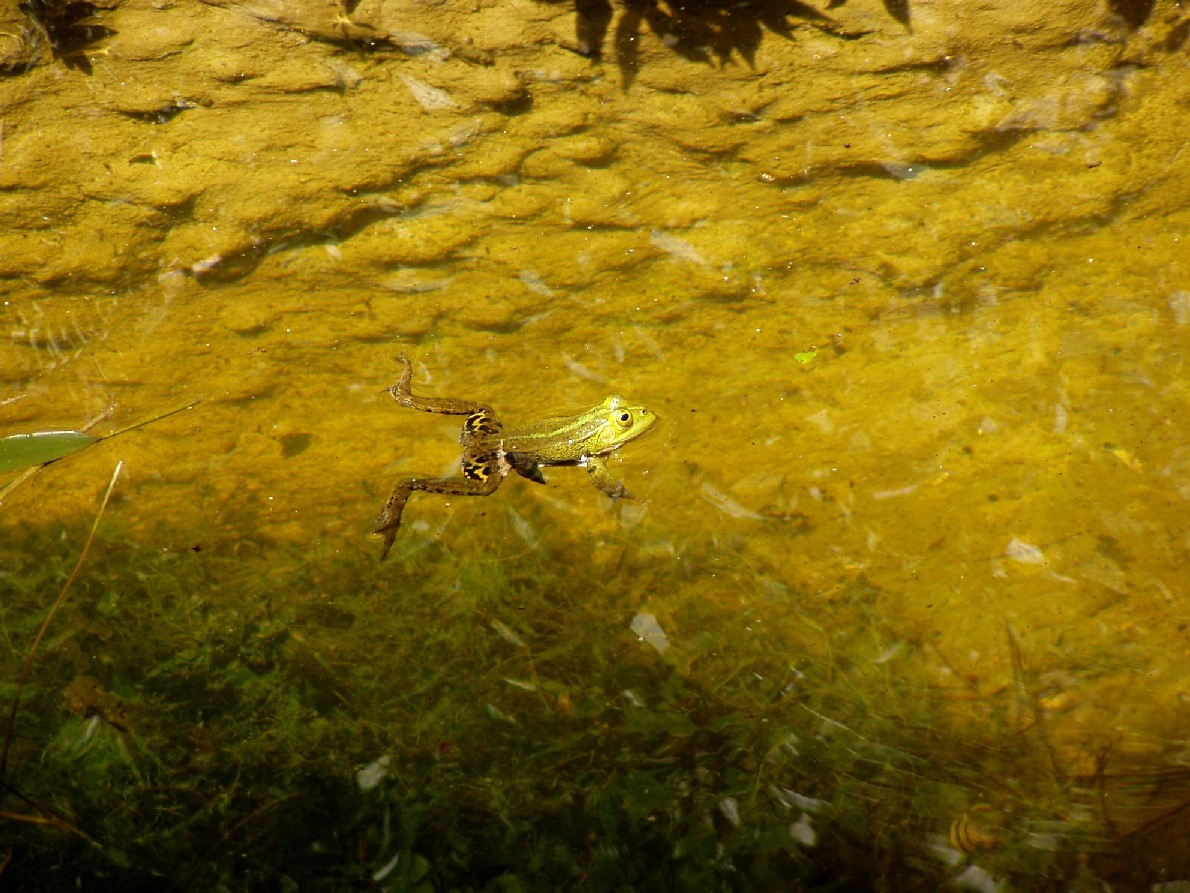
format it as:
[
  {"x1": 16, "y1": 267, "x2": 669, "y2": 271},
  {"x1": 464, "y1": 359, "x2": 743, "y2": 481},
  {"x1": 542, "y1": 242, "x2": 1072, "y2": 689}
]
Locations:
[{"x1": 3, "y1": 0, "x2": 1190, "y2": 889}]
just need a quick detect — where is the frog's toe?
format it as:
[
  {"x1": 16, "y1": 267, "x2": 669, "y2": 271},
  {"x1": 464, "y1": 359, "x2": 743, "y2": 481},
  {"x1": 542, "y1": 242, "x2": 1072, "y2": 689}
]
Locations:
[{"x1": 376, "y1": 531, "x2": 398, "y2": 561}]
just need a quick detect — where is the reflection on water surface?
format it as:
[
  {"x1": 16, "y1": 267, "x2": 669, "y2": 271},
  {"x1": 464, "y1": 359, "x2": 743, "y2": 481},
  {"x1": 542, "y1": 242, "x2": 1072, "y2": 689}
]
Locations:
[{"x1": 3, "y1": 0, "x2": 1190, "y2": 888}]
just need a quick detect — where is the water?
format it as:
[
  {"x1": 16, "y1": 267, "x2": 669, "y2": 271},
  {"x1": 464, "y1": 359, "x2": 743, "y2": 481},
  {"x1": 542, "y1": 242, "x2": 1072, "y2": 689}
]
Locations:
[{"x1": 3, "y1": 1, "x2": 1190, "y2": 889}]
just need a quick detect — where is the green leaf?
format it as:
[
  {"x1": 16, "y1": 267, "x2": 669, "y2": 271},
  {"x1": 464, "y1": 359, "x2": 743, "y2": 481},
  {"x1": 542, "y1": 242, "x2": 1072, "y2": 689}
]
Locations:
[{"x1": 0, "y1": 430, "x2": 98, "y2": 472}]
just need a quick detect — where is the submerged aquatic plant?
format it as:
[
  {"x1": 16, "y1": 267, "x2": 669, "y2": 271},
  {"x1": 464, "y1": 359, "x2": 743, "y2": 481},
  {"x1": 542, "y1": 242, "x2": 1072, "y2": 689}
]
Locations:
[
  {"x1": 0, "y1": 461, "x2": 122, "y2": 860},
  {"x1": 0, "y1": 398, "x2": 199, "y2": 504}
]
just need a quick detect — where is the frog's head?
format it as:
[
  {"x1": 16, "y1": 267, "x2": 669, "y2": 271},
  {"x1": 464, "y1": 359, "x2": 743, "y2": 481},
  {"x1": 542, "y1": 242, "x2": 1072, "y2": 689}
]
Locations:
[{"x1": 596, "y1": 395, "x2": 656, "y2": 448}]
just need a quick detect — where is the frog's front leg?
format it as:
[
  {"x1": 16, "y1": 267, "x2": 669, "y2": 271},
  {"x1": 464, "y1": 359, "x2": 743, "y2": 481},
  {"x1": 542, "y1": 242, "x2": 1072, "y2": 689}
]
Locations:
[
  {"x1": 506, "y1": 452, "x2": 547, "y2": 485},
  {"x1": 583, "y1": 456, "x2": 633, "y2": 500},
  {"x1": 374, "y1": 473, "x2": 502, "y2": 560}
]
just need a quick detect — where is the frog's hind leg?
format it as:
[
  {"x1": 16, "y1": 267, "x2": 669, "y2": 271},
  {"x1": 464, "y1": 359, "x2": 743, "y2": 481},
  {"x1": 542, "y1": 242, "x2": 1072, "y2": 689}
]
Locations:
[
  {"x1": 388, "y1": 355, "x2": 493, "y2": 417},
  {"x1": 374, "y1": 472, "x2": 502, "y2": 560}
]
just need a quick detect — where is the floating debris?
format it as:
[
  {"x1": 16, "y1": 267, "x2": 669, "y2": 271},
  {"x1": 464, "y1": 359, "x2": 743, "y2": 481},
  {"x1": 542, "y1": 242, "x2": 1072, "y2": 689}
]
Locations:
[
  {"x1": 356, "y1": 755, "x2": 391, "y2": 792},
  {"x1": 390, "y1": 31, "x2": 448, "y2": 60},
  {"x1": 1104, "y1": 444, "x2": 1143, "y2": 472},
  {"x1": 718, "y1": 797, "x2": 741, "y2": 827},
  {"x1": 1169, "y1": 290, "x2": 1190, "y2": 325},
  {"x1": 323, "y1": 58, "x2": 363, "y2": 90},
  {"x1": 1053, "y1": 402, "x2": 1068, "y2": 434},
  {"x1": 399, "y1": 74, "x2": 458, "y2": 111},
  {"x1": 871, "y1": 642, "x2": 904, "y2": 665},
  {"x1": 503, "y1": 678, "x2": 537, "y2": 691},
  {"x1": 372, "y1": 853, "x2": 401, "y2": 883},
  {"x1": 560, "y1": 354, "x2": 600, "y2": 381},
  {"x1": 880, "y1": 161, "x2": 925, "y2": 180},
  {"x1": 381, "y1": 272, "x2": 454, "y2": 294},
  {"x1": 519, "y1": 269, "x2": 555, "y2": 297},
  {"x1": 505, "y1": 505, "x2": 540, "y2": 548},
  {"x1": 485, "y1": 703, "x2": 517, "y2": 725},
  {"x1": 770, "y1": 786, "x2": 826, "y2": 813},
  {"x1": 630, "y1": 612, "x2": 669, "y2": 654},
  {"x1": 1005, "y1": 537, "x2": 1046, "y2": 565},
  {"x1": 700, "y1": 482, "x2": 768, "y2": 521},
  {"x1": 790, "y1": 813, "x2": 817, "y2": 846},
  {"x1": 490, "y1": 618, "x2": 527, "y2": 649},
  {"x1": 649, "y1": 229, "x2": 707, "y2": 266}
]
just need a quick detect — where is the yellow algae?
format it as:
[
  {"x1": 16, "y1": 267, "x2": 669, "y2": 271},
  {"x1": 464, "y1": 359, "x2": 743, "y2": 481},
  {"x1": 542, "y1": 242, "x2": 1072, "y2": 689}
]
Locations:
[{"x1": 4, "y1": 0, "x2": 1190, "y2": 887}]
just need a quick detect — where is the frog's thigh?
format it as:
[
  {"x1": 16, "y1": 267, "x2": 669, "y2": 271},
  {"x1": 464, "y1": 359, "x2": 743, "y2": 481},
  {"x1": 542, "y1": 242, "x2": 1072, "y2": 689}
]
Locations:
[{"x1": 585, "y1": 457, "x2": 632, "y2": 500}]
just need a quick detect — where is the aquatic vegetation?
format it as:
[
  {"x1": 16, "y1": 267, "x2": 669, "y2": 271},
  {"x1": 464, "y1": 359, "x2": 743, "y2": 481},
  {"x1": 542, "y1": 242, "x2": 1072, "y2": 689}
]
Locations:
[
  {"x1": 0, "y1": 501, "x2": 1136, "y2": 890},
  {"x1": 0, "y1": 400, "x2": 199, "y2": 504},
  {"x1": 0, "y1": 429, "x2": 97, "y2": 473},
  {"x1": 0, "y1": 463, "x2": 121, "y2": 860}
]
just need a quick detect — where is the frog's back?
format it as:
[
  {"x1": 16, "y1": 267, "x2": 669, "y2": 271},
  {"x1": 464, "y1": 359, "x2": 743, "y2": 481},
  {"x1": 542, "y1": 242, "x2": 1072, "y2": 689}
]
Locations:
[{"x1": 504, "y1": 395, "x2": 654, "y2": 462}]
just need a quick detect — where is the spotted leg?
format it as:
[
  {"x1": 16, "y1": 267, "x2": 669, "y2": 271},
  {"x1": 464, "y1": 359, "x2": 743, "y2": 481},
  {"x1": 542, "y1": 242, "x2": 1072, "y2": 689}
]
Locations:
[
  {"x1": 374, "y1": 471, "x2": 502, "y2": 560},
  {"x1": 388, "y1": 355, "x2": 493, "y2": 417}
]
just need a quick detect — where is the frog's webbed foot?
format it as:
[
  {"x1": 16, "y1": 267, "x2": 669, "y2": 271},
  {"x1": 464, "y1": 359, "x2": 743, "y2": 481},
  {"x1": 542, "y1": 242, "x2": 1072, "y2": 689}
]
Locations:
[
  {"x1": 507, "y1": 452, "x2": 547, "y2": 485},
  {"x1": 584, "y1": 456, "x2": 633, "y2": 500},
  {"x1": 373, "y1": 472, "x2": 503, "y2": 560},
  {"x1": 374, "y1": 484, "x2": 414, "y2": 561}
]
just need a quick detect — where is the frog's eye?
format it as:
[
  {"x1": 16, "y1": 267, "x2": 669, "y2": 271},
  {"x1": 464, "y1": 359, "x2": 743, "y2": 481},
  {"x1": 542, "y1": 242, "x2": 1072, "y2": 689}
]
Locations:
[{"x1": 614, "y1": 410, "x2": 633, "y2": 429}]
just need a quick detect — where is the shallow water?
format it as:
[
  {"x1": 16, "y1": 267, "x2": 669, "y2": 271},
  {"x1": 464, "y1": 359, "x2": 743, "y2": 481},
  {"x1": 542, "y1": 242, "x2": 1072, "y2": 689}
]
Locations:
[{"x1": 3, "y1": 0, "x2": 1190, "y2": 888}]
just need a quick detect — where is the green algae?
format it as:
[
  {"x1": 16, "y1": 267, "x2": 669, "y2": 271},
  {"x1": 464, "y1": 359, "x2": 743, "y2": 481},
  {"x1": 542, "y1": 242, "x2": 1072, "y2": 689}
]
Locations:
[{"x1": 0, "y1": 507, "x2": 1118, "y2": 891}]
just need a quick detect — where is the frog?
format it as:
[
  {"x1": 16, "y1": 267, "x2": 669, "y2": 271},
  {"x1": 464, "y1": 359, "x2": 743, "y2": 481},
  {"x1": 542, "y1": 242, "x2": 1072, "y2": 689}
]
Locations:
[{"x1": 374, "y1": 355, "x2": 656, "y2": 558}]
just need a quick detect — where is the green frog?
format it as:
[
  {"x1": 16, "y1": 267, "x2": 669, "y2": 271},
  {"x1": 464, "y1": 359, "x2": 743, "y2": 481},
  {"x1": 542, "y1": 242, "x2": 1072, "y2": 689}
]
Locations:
[{"x1": 374, "y1": 355, "x2": 656, "y2": 558}]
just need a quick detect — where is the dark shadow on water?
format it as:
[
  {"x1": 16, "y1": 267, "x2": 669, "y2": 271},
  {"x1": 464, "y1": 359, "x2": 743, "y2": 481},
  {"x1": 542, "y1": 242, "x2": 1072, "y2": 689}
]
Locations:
[
  {"x1": 551, "y1": 0, "x2": 887, "y2": 89},
  {"x1": 0, "y1": 518, "x2": 1186, "y2": 891},
  {"x1": 1107, "y1": 0, "x2": 1155, "y2": 29},
  {"x1": 16, "y1": 0, "x2": 116, "y2": 74}
]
